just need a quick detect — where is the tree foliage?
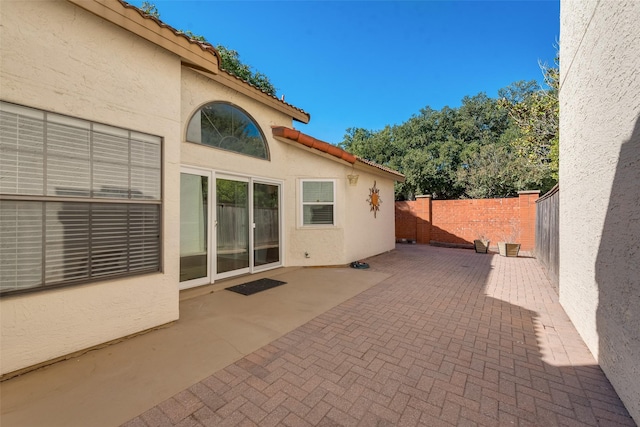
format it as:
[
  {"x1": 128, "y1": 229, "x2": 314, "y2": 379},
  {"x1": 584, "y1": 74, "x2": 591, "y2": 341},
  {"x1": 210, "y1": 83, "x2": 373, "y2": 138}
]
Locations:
[
  {"x1": 140, "y1": 1, "x2": 159, "y2": 19},
  {"x1": 214, "y1": 46, "x2": 277, "y2": 95},
  {"x1": 341, "y1": 61, "x2": 559, "y2": 200},
  {"x1": 499, "y1": 59, "x2": 559, "y2": 181},
  {"x1": 139, "y1": 2, "x2": 277, "y2": 95}
]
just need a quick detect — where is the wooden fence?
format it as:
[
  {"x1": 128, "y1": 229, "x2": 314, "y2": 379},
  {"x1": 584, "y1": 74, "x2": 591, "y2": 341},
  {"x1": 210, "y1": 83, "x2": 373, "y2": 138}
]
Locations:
[
  {"x1": 216, "y1": 205, "x2": 279, "y2": 250},
  {"x1": 535, "y1": 184, "x2": 559, "y2": 292}
]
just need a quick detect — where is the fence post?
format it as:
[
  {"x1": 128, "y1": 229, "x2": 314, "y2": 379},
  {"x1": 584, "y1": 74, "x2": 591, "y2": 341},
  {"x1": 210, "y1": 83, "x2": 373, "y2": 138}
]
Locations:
[
  {"x1": 518, "y1": 190, "x2": 540, "y2": 251},
  {"x1": 415, "y1": 195, "x2": 432, "y2": 244}
]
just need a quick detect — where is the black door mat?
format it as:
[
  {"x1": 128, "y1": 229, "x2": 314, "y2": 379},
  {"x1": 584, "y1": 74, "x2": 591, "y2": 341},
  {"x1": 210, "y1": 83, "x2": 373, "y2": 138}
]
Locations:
[{"x1": 225, "y1": 278, "x2": 287, "y2": 296}]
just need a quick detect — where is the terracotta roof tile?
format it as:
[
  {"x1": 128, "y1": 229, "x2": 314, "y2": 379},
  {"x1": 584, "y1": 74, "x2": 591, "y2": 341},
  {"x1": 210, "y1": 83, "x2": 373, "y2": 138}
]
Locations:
[
  {"x1": 355, "y1": 156, "x2": 405, "y2": 179},
  {"x1": 218, "y1": 70, "x2": 309, "y2": 118},
  {"x1": 272, "y1": 126, "x2": 356, "y2": 163},
  {"x1": 272, "y1": 127, "x2": 405, "y2": 180}
]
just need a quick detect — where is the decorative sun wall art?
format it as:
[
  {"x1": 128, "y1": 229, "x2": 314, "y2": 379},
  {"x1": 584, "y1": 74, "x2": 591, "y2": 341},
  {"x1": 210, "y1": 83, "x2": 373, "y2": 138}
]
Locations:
[{"x1": 367, "y1": 180, "x2": 381, "y2": 218}]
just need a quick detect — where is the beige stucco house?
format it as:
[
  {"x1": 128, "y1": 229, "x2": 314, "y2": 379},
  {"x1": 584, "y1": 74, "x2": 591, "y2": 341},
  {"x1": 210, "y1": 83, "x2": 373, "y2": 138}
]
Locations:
[
  {"x1": 560, "y1": 0, "x2": 639, "y2": 422},
  {"x1": 0, "y1": 0, "x2": 404, "y2": 377}
]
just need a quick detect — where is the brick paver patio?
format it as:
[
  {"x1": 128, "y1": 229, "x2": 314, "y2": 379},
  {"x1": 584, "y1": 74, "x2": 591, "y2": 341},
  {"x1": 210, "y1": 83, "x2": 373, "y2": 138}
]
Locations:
[{"x1": 122, "y1": 245, "x2": 635, "y2": 426}]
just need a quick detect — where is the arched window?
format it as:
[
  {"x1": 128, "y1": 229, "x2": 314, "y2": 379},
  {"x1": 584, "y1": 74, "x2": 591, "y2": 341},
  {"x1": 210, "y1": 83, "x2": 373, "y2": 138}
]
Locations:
[{"x1": 186, "y1": 102, "x2": 269, "y2": 160}]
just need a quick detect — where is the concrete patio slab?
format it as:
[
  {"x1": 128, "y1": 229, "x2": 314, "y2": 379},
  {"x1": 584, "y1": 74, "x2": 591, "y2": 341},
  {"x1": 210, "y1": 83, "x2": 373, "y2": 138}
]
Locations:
[{"x1": 0, "y1": 266, "x2": 390, "y2": 427}]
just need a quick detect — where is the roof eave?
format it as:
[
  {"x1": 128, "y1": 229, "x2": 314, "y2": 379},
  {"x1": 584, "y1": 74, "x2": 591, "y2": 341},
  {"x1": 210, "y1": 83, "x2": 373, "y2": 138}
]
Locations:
[
  {"x1": 354, "y1": 159, "x2": 406, "y2": 182},
  {"x1": 66, "y1": 0, "x2": 311, "y2": 124},
  {"x1": 272, "y1": 126, "x2": 405, "y2": 182},
  {"x1": 187, "y1": 67, "x2": 310, "y2": 123},
  {"x1": 68, "y1": 0, "x2": 220, "y2": 74},
  {"x1": 272, "y1": 126, "x2": 357, "y2": 163}
]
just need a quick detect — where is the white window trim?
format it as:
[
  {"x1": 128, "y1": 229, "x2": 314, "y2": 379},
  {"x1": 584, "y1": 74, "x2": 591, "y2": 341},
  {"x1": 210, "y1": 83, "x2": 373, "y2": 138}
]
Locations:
[{"x1": 299, "y1": 179, "x2": 337, "y2": 228}]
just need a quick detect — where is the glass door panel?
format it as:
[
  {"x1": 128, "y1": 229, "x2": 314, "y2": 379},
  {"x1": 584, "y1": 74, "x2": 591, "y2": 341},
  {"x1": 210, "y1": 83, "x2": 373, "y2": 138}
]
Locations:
[
  {"x1": 180, "y1": 173, "x2": 209, "y2": 285},
  {"x1": 253, "y1": 182, "x2": 280, "y2": 268},
  {"x1": 216, "y1": 178, "x2": 249, "y2": 276}
]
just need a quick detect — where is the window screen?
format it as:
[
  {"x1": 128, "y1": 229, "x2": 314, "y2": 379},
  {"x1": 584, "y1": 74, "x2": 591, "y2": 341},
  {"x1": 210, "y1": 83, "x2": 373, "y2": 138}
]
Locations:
[
  {"x1": 0, "y1": 101, "x2": 161, "y2": 296},
  {"x1": 302, "y1": 180, "x2": 335, "y2": 225}
]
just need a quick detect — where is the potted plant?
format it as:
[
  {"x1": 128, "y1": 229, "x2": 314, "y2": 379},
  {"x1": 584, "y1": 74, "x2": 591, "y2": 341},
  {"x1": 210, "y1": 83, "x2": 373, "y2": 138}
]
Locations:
[
  {"x1": 497, "y1": 223, "x2": 521, "y2": 257},
  {"x1": 473, "y1": 236, "x2": 490, "y2": 253},
  {"x1": 497, "y1": 241, "x2": 521, "y2": 257}
]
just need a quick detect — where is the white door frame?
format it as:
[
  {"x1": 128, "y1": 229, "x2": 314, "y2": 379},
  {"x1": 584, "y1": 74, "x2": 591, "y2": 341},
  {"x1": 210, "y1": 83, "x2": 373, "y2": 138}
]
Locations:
[
  {"x1": 214, "y1": 173, "x2": 251, "y2": 280},
  {"x1": 179, "y1": 166, "x2": 283, "y2": 288},
  {"x1": 251, "y1": 178, "x2": 284, "y2": 274},
  {"x1": 179, "y1": 167, "x2": 213, "y2": 290}
]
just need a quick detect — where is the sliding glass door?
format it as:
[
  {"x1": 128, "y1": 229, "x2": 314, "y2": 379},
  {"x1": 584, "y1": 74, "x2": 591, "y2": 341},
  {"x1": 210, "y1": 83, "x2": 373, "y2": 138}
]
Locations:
[
  {"x1": 216, "y1": 176, "x2": 250, "y2": 278},
  {"x1": 253, "y1": 182, "x2": 280, "y2": 268},
  {"x1": 180, "y1": 169, "x2": 282, "y2": 288},
  {"x1": 180, "y1": 170, "x2": 210, "y2": 288}
]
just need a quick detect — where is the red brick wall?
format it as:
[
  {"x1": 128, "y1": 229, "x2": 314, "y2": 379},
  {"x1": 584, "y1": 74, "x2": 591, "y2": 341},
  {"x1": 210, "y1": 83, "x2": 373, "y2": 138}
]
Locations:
[
  {"x1": 395, "y1": 191, "x2": 539, "y2": 251},
  {"x1": 395, "y1": 201, "x2": 418, "y2": 241}
]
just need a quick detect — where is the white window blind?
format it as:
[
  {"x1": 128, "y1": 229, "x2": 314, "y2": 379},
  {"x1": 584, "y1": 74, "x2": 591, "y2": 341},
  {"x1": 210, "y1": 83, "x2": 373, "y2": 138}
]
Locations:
[
  {"x1": 302, "y1": 180, "x2": 335, "y2": 225},
  {"x1": 0, "y1": 201, "x2": 43, "y2": 290},
  {"x1": 45, "y1": 202, "x2": 90, "y2": 283},
  {"x1": 47, "y1": 115, "x2": 91, "y2": 197},
  {"x1": 0, "y1": 104, "x2": 45, "y2": 195},
  {"x1": 130, "y1": 132, "x2": 162, "y2": 200},
  {"x1": 0, "y1": 101, "x2": 161, "y2": 296},
  {"x1": 93, "y1": 127, "x2": 129, "y2": 199}
]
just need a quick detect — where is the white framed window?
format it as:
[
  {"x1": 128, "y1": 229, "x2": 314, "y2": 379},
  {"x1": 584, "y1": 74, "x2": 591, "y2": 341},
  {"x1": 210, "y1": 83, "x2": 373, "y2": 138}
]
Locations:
[
  {"x1": 186, "y1": 102, "x2": 269, "y2": 160},
  {"x1": 0, "y1": 101, "x2": 162, "y2": 296},
  {"x1": 301, "y1": 179, "x2": 335, "y2": 226}
]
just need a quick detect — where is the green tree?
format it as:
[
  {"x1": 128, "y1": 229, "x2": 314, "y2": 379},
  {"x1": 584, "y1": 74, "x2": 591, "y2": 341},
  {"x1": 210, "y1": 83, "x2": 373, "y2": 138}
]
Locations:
[
  {"x1": 342, "y1": 95, "x2": 511, "y2": 199},
  {"x1": 454, "y1": 93, "x2": 510, "y2": 145},
  {"x1": 340, "y1": 126, "x2": 397, "y2": 166},
  {"x1": 457, "y1": 78, "x2": 557, "y2": 198},
  {"x1": 497, "y1": 80, "x2": 538, "y2": 105},
  {"x1": 457, "y1": 142, "x2": 550, "y2": 199},
  {"x1": 499, "y1": 60, "x2": 559, "y2": 183},
  {"x1": 140, "y1": 1, "x2": 159, "y2": 18},
  {"x1": 341, "y1": 74, "x2": 558, "y2": 200},
  {"x1": 214, "y1": 46, "x2": 277, "y2": 95}
]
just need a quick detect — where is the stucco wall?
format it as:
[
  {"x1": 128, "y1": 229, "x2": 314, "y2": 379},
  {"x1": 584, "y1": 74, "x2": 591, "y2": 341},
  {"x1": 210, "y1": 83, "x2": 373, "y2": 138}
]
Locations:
[
  {"x1": 0, "y1": 0, "x2": 181, "y2": 375},
  {"x1": 344, "y1": 171, "x2": 396, "y2": 263},
  {"x1": 180, "y1": 68, "x2": 295, "y2": 177},
  {"x1": 180, "y1": 68, "x2": 397, "y2": 267},
  {"x1": 180, "y1": 69, "x2": 343, "y2": 266},
  {"x1": 284, "y1": 153, "x2": 346, "y2": 266},
  {"x1": 559, "y1": 0, "x2": 640, "y2": 421}
]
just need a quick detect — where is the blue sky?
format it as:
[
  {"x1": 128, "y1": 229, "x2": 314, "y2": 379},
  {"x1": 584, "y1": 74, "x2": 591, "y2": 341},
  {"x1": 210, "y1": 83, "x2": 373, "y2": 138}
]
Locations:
[{"x1": 129, "y1": 0, "x2": 560, "y2": 144}]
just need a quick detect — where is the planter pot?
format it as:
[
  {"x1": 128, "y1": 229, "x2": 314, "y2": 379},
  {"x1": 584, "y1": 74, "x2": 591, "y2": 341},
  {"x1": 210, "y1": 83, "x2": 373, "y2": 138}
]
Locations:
[
  {"x1": 473, "y1": 239, "x2": 490, "y2": 254},
  {"x1": 498, "y1": 242, "x2": 520, "y2": 257}
]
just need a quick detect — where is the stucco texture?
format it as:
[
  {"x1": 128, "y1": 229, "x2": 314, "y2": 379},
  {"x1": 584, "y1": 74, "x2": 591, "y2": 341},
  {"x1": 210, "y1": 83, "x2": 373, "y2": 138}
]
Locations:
[
  {"x1": 560, "y1": 0, "x2": 640, "y2": 421},
  {"x1": 180, "y1": 68, "x2": 396, "y2": 267},
  {"x1": 0, "y1": 0, "x2": 181, "y2": 375}
]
